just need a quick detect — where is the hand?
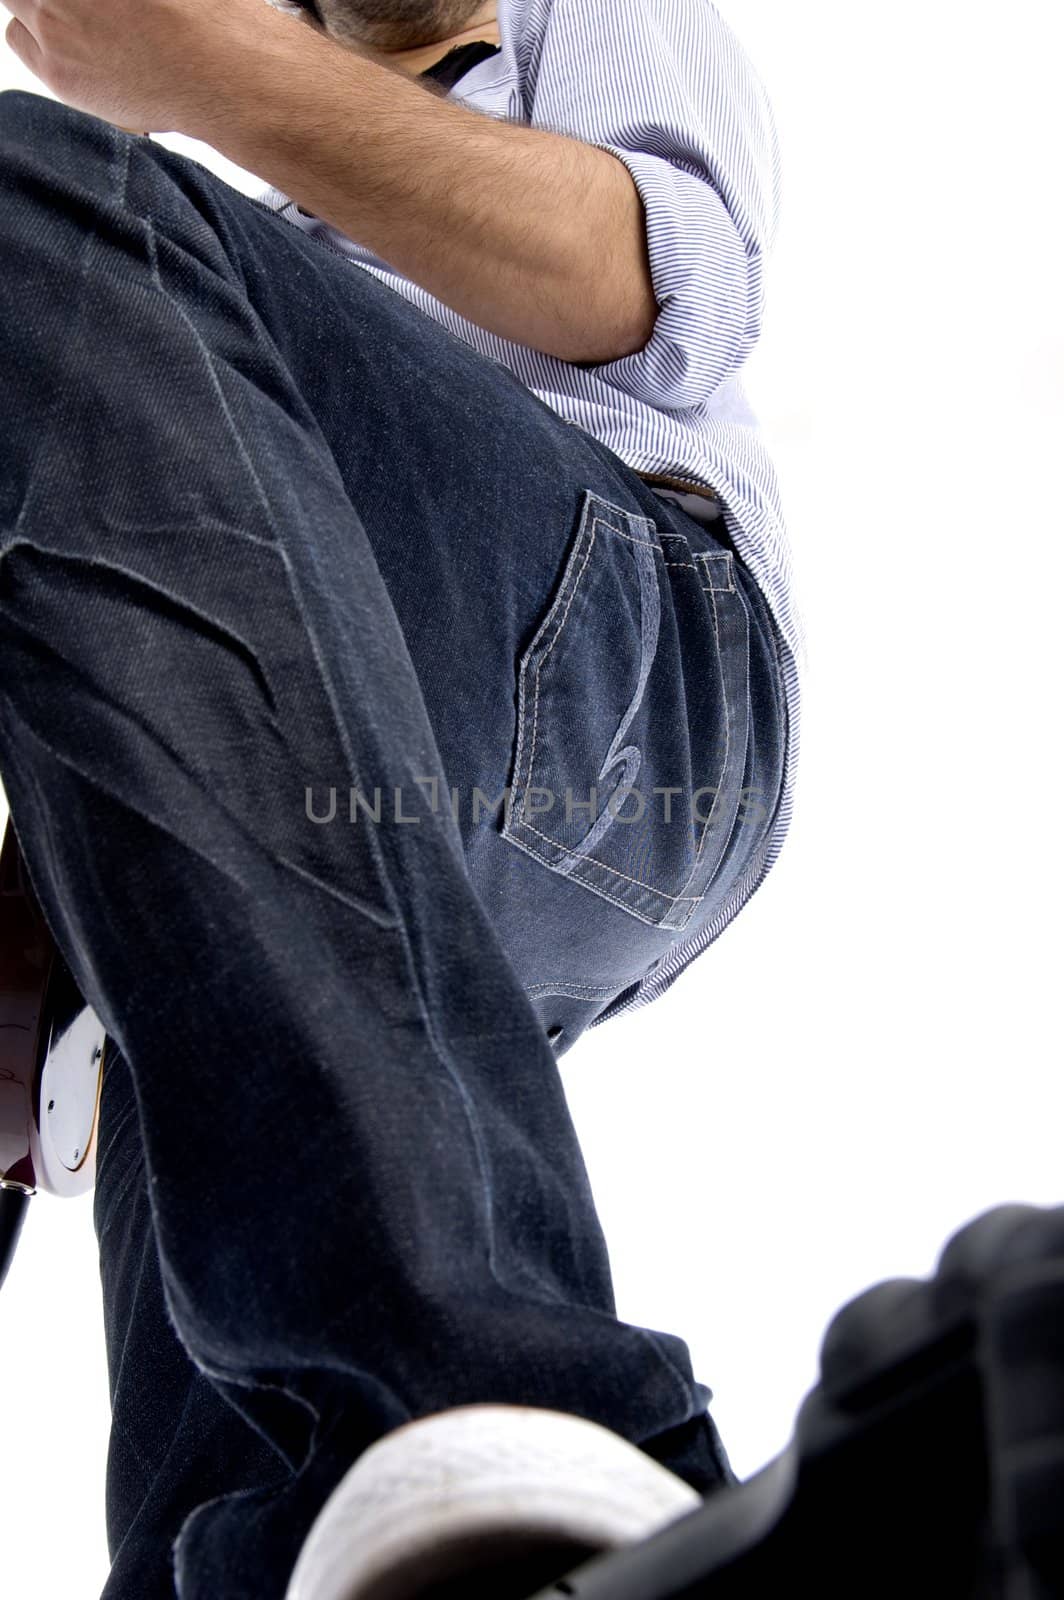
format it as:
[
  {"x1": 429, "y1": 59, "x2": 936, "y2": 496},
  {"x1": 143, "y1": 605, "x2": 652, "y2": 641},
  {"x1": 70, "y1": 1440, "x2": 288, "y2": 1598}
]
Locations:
[{"x1": 3, "y1": 0, "x2": 284, "y2": 137}]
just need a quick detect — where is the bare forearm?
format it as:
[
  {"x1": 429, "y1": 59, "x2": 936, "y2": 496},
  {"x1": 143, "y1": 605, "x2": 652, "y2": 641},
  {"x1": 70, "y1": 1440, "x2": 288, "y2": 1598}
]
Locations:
[{"x1": 189, "y1": 17, "x2": 657, "y2": 364}]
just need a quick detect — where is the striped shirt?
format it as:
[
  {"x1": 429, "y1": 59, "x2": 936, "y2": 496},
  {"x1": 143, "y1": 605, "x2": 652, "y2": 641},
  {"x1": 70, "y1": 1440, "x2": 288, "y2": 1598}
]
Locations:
[{"x1": 255, "y1": 0, "x2": 806, "y2": 1020}]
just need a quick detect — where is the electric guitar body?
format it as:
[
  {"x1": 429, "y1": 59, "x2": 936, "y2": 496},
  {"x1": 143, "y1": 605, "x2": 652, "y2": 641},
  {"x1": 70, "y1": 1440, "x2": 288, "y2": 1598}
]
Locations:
[{"x1": 0, "y1": 815, "x2": 106, "y2": 1292}]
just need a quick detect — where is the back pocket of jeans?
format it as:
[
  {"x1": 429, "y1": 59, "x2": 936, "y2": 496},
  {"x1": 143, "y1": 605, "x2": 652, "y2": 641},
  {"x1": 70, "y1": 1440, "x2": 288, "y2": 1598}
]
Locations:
[{"x1": 500, "y1": 490, "x2": 750, "y2": 932}]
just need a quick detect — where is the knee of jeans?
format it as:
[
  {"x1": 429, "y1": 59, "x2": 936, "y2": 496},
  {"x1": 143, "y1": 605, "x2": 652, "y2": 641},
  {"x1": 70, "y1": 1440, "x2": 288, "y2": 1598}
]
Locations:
[
  {"x1": 0, "y1": 87, "x2": 129, "y2": 160},
  {"x1": 0, "y1": 88, "x2": 142, "y2": 265},
  {"x1": 0, "y1": 90, "x2": 218, "y2": 275}
]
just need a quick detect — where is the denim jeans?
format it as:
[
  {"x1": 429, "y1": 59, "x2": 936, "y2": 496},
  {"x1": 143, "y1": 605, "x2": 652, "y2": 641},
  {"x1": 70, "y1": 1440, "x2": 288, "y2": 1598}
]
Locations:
[{"x1": 0, "y1": 90, "x2": 786, "y2": 1598}]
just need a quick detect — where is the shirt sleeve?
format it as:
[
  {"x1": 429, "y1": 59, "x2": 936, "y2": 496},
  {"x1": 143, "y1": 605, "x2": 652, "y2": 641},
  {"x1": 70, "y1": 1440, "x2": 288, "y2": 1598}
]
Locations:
[{"x1": 527, "y1": 0, "x2": 783, "y2": 411}]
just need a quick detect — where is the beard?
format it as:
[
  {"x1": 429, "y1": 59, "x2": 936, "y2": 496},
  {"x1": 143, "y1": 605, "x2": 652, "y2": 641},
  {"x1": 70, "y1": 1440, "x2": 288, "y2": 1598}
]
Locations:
[{"x1": 307, "y1": 0, "x2": 489, "y2": 50}]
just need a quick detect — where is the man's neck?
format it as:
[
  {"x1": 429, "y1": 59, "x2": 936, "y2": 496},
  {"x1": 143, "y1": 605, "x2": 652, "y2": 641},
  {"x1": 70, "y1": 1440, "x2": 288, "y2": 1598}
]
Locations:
[{"x1": 387, "y1": 16, "x2": 501, "y2": 78}]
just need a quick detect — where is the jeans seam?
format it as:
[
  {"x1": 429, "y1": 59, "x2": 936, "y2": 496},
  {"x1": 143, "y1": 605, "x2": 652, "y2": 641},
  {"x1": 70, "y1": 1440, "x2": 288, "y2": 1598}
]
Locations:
[
  {"x1": 516, "y1": 517, "x2": 598, "y2": 826},
  {"x1": 525, "y1": 980, "x2": 625, "y2": 996},
  {"x1": 512, "y1": 814, "x2": 701, "y2": 905},
  {"x1": 663, "y1": 579, "x2": 732, "y2": 909}
]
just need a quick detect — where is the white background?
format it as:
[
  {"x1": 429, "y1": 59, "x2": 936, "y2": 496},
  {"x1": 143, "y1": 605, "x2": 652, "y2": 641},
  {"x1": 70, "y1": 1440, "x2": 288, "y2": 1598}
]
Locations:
[{"x1": 1, "y1": 1, "x2": 1062, "y2": 1592}]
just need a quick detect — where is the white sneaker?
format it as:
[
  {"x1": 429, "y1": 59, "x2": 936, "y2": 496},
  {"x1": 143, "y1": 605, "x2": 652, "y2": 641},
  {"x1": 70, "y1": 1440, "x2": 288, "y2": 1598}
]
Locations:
[{"x1": 284, "y1": 1404, "x2": 703, "y2": 1600}]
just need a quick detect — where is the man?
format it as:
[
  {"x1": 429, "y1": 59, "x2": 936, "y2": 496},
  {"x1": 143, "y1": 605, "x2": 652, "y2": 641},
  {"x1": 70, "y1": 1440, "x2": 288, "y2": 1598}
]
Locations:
[{"x1": 0, "y1": 0, "x2": 799, "y2": 1594}]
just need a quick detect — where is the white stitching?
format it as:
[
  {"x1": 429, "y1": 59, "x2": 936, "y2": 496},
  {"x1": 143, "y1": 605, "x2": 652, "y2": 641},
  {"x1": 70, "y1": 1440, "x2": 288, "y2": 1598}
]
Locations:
[
  {"x1": 512, "y1": 831, "x2": 697, "y2": 927},
  {"x1": 526, "y1": 981, "x2": 623, "y2": 997},
  {"x1": 667, "y1": 581, "x2": 732, "y2": 906},
  {"x1": 513, "y1": 814, "x2": 699, "y2": 902},
  {"x1": 696, "y1": 551, "x2": 736, "y2": 593},
  {"x1": 518, "y1": 516, "x2": 598, "y2": 823}
]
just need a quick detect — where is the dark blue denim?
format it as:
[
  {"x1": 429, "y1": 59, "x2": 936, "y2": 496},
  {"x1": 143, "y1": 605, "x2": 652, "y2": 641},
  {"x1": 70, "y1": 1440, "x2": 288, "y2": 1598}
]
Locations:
[{"x1": 0, "y1": 90, "x2": 785, "y2": 1599}]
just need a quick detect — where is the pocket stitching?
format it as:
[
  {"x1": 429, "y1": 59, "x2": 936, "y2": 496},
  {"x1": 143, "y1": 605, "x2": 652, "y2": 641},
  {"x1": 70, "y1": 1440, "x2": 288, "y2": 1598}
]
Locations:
[
  {"x1": 508, "y1": 823, "x2": 696, "y2": 927},
  {"x1": 517, "y1": 516, "x2": 599, "y2": 826},
  {"x1": 514, "y1": 812, "x2": 703, "y2": 904},
  {"x1": 506, "y1": 499, "x2": 739, "y2": 930},
  {"x1": 695, "y1": 549, "x2": 737, "y2": 594},
  {"x1": 526, "y1": 980, "x2": 627, "y2": 997},
  {"x1": 661, "y1": 578, "x2": 733, "y2": 913}
]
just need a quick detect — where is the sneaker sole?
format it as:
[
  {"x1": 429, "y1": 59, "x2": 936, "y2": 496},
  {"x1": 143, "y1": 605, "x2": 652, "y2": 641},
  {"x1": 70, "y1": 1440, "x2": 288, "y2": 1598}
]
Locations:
[{"x1": 285, "y1": 1402, "x2": 705, "y2": 1600}]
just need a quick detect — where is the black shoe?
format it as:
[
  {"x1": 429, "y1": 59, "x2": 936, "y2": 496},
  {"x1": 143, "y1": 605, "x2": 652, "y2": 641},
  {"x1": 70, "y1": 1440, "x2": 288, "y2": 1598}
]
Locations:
[{"x1": 528, "y1": 1203, "x2": 1064, "y2": 1599}]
